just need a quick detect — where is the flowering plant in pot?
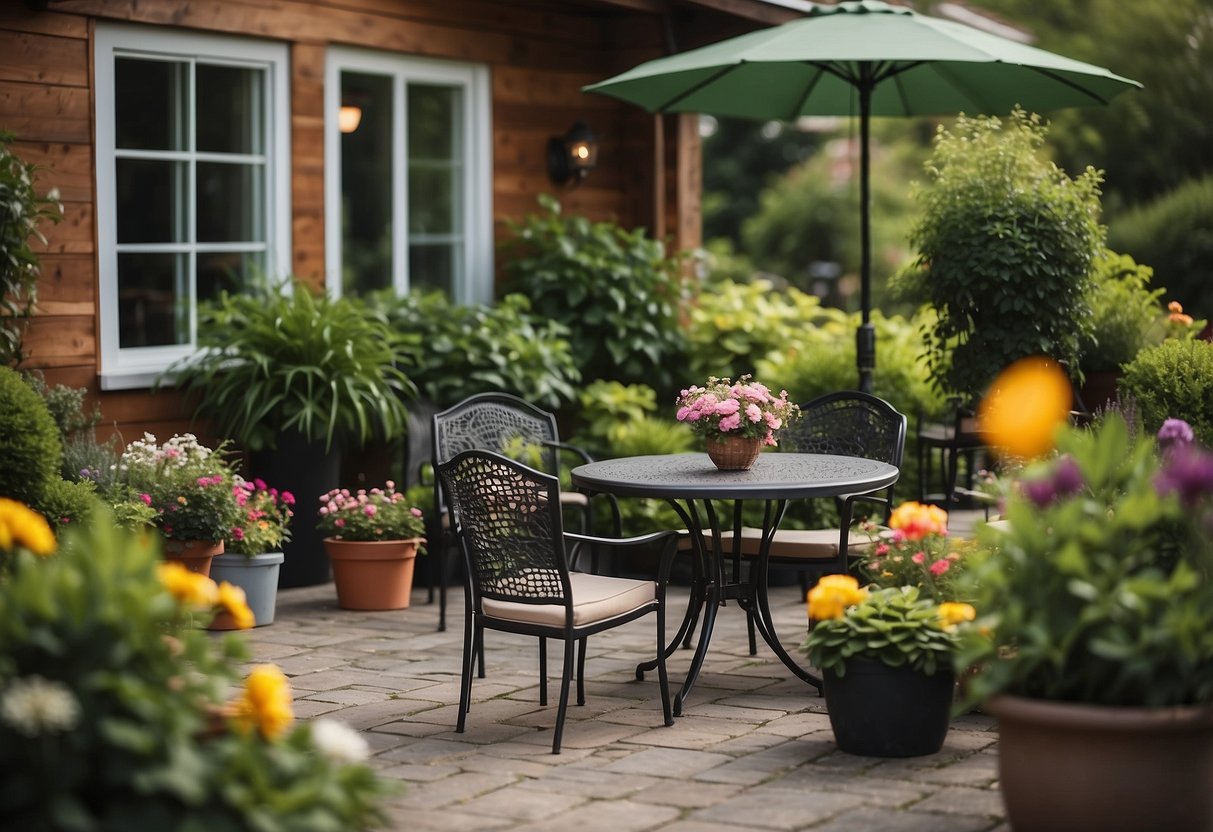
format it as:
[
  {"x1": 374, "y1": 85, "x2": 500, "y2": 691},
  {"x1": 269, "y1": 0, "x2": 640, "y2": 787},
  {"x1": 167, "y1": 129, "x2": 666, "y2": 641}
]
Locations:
[
  {"x1": 675, "y1": 375, "x2": 800, "y2": 469},
  {"x1": 116, "y1": 433, "x2": 240, "y2": 574},
  {"x1": 802, "y1": 577, "x2": 974, "y2": 757},
  {"x1": 856, "y1": 501, "x2": 975, "y2": 602},
  {"x1": 210, "y1": 478, "x2": 296, "y2": 629},
  {"x1": 317, "y1": 482, "x2": 426, "y2": 610},
  {"x1": 964, "y1": 355, "x2": 1213, "y2": 832}
]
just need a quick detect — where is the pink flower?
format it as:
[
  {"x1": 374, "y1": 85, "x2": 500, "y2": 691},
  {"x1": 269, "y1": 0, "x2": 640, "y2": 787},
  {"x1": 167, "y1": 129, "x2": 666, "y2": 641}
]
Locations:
[
  {"x1": 718, "y1": 413, "x2": 742, "y2": 432},
  {"x1": 764, "y1": 412, "x2": 782, "y2": 430},
  {"x1": 363, "y1": 505, "x2": 377, "y2": 517},
  {"x1": 334, "y1": 518, "x2": 345, "y2": 528},
  {"x1": 715, "y1": 398, "x2": 740, "y2": 416},
  {"x1": 410, "y1": 507, "x2": 423, "y2": 517},
  {"x1": 911, "y1": 551, "x2": 925, "y2": 564},
  {"x1": 281, "y1": 491, "x2": 295, "y2": 505},
  {"x1": 139, "y1": 493, "x2": 152, "y2": 505},
  {"x1": 929, "y1": 559, "x2": 951, "y2": 576},
  {"x1": 676, "y1": 406, "x2": 692, "y2": 421},
  {"x1": 873, "y1": 543, "x2": 889, "y2": 557},
  {"x1": 745, "y1": 403, "x2": 762, "y2": 423}
]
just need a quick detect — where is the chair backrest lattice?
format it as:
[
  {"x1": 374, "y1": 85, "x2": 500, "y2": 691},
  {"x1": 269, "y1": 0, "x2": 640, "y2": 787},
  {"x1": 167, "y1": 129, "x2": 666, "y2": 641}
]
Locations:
[
  {"x1": 439, "y1": 450, "x2": 569, "y2": 607},
  {"x1": 433, "y1": 393, "x2": 561, "y2": 476},
  {"x1": 784, "y1": 391, "x2": 907, "y2": 470}
]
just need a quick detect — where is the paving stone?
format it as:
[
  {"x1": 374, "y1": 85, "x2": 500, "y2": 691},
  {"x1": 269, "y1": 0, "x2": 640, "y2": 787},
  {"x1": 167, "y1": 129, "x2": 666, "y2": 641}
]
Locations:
[
  {"x1": 805, "y1": 806, "x2": 998, "y2": 832},
  {"x1": 630, "y1": 779, "x2": 744, "y2": 809},
  {"x1": 909, "y1": 786, "x2": 1006, "y2": 818},
  {"x1": 601, "y1": 746, "x2": 733, "y2": 779},
  {"x1": 394, "y1": 770, "x2": 518, "y2": 809},
  {"x1": 508, "y1": 798, "x2": 682, "y2": 832},
  {"x1": 457, "y1": 782, "x2": 587, "y2": 820},
  {"x1": 691, "y1": 786, "x2": 867, "y2": 830}
]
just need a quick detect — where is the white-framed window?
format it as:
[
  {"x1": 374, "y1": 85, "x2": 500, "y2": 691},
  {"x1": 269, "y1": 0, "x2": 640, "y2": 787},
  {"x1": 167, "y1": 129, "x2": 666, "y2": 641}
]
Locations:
[
  {"x1": 324, "y1": 47, "x2": 492, "y2": 303},
  {"x1": 95, "y1": 23, "x2": 290, "y2": 390}
]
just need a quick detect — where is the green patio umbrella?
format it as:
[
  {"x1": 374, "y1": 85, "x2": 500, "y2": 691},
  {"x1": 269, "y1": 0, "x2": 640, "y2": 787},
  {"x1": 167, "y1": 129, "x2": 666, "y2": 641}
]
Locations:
[{"x1": 584, "y1": 0, "x2": 1140, "y2": 393}]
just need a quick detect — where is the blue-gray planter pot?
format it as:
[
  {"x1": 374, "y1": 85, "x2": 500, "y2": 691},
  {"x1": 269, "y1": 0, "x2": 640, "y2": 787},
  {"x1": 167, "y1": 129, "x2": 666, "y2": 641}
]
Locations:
[{"x1": 208, "y1": 551, "x2": 284, "y2": 628}]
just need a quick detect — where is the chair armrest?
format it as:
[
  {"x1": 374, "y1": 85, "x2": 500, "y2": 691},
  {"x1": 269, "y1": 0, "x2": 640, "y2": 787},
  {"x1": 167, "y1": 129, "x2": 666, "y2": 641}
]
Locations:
[
  {"x1": 542, "y1": 439, "x2": 596, "y2": 466},
  {"x1": 564, "y1": 530, "x2": 681, "y2": 549}
]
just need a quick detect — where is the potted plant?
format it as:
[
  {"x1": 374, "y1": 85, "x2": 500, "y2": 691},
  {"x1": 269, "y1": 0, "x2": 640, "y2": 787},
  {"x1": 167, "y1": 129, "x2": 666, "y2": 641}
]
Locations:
[
  {"x1": 317, "y1": 482, "x2": 426, "y2": 611},
  {"x1": 856, "y1": 501, "x2": 975, "y2": 602},
  {"x1": 964, "y1": 407, "x2": 1213, "y2": 832},
  {"x1": 803, "y1": 577, "x2": 975, "y2": 757},
  {"x1": 675, "y1": 375, "x2": 801, "y2": 470},
  {"x1": 209, "y1": 477, "x2": 294, "y2": 629},
  {"x1": 117, "y1": 433, "x2": 240, "y2": 576},
  {"x1": 165, "y1": 278, "x2": 414, "y2": 588}
]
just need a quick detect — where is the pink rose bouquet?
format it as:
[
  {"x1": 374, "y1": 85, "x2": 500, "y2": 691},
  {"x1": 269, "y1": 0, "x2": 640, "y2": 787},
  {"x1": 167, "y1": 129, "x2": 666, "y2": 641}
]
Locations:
[{"x1": 675, "y1": 375, "x2": 800, "y2": 445}]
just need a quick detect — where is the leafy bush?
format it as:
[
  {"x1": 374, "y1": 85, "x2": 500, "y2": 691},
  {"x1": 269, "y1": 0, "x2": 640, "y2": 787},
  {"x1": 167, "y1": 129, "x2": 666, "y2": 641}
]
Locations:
[
  {"x1": 0, "y1": 513, "x2": 390, "y2": 829},
  {"x1": 1108, "y1": 175, "x2": 1213, "y2": 319},
  {"x1": 1078, "y1": 250, "x2": 1164, "y2": 374},
  {"x1": 501, "y1": 196, "x2": 687, "y2": 393},
  {"x1": 365, "y1": 290, "x2": 578, "y2": 410},
  {"x1": 0, "y1": 132, "x2": 62, "y2": 367},
  {"x1": 167, "y1": 279, "x2": 414, "y2": 452},
  {"x1": 36, "y1": 477, "x2": 100, "y2": 532},
  {"x1": 0, "y1": 366, "x2": 60, "y2": 508},
  {"x1": 1120, "y1": 339, "x2": 1213, "y2": 446},
  {"x1": 900, "y1": 110, "x2": 1105, "y2": 404}
]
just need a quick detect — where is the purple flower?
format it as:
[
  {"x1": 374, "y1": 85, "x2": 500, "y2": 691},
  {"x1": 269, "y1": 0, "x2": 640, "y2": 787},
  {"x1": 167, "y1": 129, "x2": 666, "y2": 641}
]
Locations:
[
  {"x1": 1052, "y1": 456, "x2": 1085, "y2": 498},
  {"x1": 1158, "y1": 419, "x2": 1195, "y2": 452},
  {"x1": 1155, "y1": 446, "x2": 1213, "y2": 506},
  {"x1": 1023, "y1": 477, "x2": 1056, "y2": 508}
]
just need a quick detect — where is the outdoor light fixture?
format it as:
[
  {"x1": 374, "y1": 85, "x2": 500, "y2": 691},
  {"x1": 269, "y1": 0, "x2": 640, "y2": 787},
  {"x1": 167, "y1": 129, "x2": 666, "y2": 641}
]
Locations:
[
  {"x1": 338, "y1": 105, "x2": 363, "y2": 134},
  {"x1": 547, "y1": 120, "x2": 598, "y2": 185}
]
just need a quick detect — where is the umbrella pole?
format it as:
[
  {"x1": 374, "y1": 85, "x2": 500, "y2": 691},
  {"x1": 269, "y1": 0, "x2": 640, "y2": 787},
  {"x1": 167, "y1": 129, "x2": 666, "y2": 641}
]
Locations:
[{"x1": 856, "y1": 73, "x2": 875, "y2": 394}]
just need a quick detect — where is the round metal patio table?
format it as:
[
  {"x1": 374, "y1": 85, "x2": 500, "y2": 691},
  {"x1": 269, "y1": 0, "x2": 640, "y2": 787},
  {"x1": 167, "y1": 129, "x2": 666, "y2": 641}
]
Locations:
[{"x1": 571, "y1": 452, "x2": 899, "y2": 715}]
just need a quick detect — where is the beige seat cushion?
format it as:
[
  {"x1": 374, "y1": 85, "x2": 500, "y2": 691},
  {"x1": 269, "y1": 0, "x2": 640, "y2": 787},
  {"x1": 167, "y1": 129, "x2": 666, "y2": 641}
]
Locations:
[
  {"x1": 559, "y1": 491, "x2": 589, "y2": 507},
  {"x1": 983, "y1": 518, "x2": 1010, "y2": 533},
  {"x1": 685, "y1": 526, "x2": 877, "y2": 560},
  {"x1": 482, "y1": 572, "x2": 656, "y2": 628}
]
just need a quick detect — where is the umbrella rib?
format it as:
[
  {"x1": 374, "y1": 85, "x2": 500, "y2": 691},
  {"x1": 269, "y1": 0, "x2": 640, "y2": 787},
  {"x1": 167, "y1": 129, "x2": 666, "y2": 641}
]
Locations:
[
  {"x1": 1021, "y1": 64, "x2": 1114, "y2": 106},
  {"x1": 789, "y1": 64, "x2": 830, "y2": 120},
  {"x1": 655, "y1": 63, "x2": 744, "y2": 112}
]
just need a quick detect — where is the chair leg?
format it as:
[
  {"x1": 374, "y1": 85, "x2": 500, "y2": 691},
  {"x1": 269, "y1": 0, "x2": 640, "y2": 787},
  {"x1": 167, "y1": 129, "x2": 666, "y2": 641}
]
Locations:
[
  {"x1": 457, "y1": 608, "x2": 474, "y2": 733},
  {"x1": 746, "y1": 605, "x2": 758, "y2": 656},
  {"x1": 476, "y1": 626, "x2": 486, "y2": 678},
  {"x1": 576, "y1": 637, "x2": 587, "y2": 706},
  {"x1": 552, "y1": 637, "x2": 575, "y2": 754},
  {"x1": 657, "y1": 605, "x2": 673, "y2": 727},
  {"x1": 538, "y1": 636, "x2": 547, "y2": 706}
]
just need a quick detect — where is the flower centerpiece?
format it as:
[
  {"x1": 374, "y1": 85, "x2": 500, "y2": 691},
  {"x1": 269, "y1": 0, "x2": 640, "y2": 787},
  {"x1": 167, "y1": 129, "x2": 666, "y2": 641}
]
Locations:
[
  {"x1": 117, "y1": 433, "x2": 240, "y2": 573},
  {"x1": 802, "y1": 576, "x2": 975, "y2": 757},
  {"x1": 317, "y1": 482, "x2": 427, "y2": 611},
  {"x1": 675, "y1": 375, "x2": 801, "y2": 470},
  {"x1": 856, "y1": 501, "x2": 974, "y2": 601},
  {"x1": 963, "y1": 355, "x2": 1213, "y2": 831}
]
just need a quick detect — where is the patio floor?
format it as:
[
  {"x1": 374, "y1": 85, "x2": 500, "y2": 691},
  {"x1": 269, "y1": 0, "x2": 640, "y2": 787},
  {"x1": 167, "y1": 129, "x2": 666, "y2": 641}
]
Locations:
[{"x1": 241, "y1": 522, "x2": 1006, "y2": 832}]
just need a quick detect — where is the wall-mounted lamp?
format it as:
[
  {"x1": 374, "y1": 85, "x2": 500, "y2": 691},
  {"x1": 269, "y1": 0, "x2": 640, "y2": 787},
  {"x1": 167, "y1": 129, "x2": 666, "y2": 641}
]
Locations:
[
  {"x1": 338, "y1": 105, "x2": 363, "y2": 134},
  {"x1": 547, "y1": 120, "x2": 598, "y2": 185}
]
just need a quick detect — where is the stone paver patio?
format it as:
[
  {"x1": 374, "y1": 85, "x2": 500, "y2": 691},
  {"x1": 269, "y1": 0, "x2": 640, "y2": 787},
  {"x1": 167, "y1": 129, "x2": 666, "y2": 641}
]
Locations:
[{"x1": 242, "y1": 545, "x2": 1006, "y2": 832}]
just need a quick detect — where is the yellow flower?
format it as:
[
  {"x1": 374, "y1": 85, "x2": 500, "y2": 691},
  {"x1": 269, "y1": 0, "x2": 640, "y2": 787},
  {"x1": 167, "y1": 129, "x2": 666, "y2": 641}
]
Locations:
[
  {"x1": 978, "y1": 356, "x2": 1072, "y2": 460},
  {"x1": 806, "y1": 574, "x2": 868, "y2": 621},
  {"x1": 232, "y1": 664, "x2": 293, "y2": 740},
  {"x1": 888, "y1": 501, "x2": 948, "y2": 540},
  {"x1": 216, "y1": 581, "x2": 256, "y2": 629},
  {"x1": 0, "y1": 498, "x2": 56, "y2": 556},
  {"x1": 157, "y1": 562, "x2": 219, "y2": 607},
  {"x1": 938, "y1": 602, "x2": 977, "y2": 629}
]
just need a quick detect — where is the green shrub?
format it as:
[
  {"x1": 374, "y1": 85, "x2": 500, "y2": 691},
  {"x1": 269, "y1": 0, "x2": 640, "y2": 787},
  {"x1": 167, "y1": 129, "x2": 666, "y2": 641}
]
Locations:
[
  {"x1": 901, "y1": 110, "x2": 1105, "y2": 405},
  {"x1": 501, "y1": 196, "x2": 687, "y2": 394},
  {"x1": 1078, "y1": 250, "x2": 1164, "y2": 374},
  {"x1": 365, "y1": 290, "x2": 579, "y2": 410},
  {"x1": 0, "y1": 366, "x2": 61, "y2": 507},
  {"x1": 1108, "y1": 175, "x2": 1213, "y2": 319},
  {"x1": 1119, "y1": 339, "x2": 1213, "y2": 446},
  {"x1": 0, "y1": 512, "x2": 391, "y2": 829},
  {"x1": 36, "y1": 477, "x2": 101, "y2": 532},
  {"x1": 0, "y1": 132, "x2": 62, "y2": 367}
]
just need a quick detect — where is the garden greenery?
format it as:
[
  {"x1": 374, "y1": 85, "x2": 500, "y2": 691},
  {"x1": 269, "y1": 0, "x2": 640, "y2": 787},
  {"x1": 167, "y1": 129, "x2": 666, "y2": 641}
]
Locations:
[
  {"x1": 502, "y1": 195, "x2": 687, "y2": 394},
  {"x1": 900, "y1": 109, "x2": 1105, "y2": 405},
  {"x1": 1078, "y1": 250, "x2": 1164, "y2": 375},
  {"x1": 1120, "y1": 339, "x2": 1213, "y2": 447}
]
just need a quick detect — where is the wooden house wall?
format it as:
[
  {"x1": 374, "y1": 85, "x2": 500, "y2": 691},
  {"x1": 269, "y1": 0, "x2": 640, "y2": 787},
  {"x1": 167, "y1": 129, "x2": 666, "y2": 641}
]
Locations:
[{"x1": 0, "y1": 0, "x2": 784, "y2": 447}]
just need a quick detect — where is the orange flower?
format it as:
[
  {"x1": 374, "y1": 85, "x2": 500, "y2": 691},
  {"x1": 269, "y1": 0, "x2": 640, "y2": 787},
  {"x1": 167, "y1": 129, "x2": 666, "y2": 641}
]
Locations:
[
  {"x1": 0, "y1": 498, "x2": 56, "y2": 556},
  {"x1": 216, "y1": 581, "x2": 256, "y2": 629},
  {"x1": 157, "y1": 562, "x2": 219, "y2": 607},
  {"x1": 888, "y1": 501, "x2": 948, "y2": 541},
  {"x1": 978, "y1": 356, "x2": 1072, "y2": 460},
  {"x1": 806, "y1": 574, "x2": 868, "y2": 621},
  {"x1": 231, "y1": 664, "x2": 293, "y2": 739}
]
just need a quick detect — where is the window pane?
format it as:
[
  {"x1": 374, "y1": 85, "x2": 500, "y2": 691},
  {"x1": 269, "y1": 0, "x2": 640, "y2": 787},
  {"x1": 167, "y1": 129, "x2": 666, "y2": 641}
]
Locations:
[
  {"x1": 198, "y1": 251, "x2": 263, "y2": 301},
  {"x1": 408, "y1": 168, "x2": 455, "y2": 234},
  {"x1": 341, "y1": 71, "x2": 394, "y2": 296},
  {"x1": 197, "y1": 162, "x2": 263, "y2": 242},
  {"x1": 116, "y1": 159, "x2": 186, "y2": 244},
  {"x1": 197, "y1": 64, "x2": 263, "y2": 154},
  {"x1": 115, "y1": 58, "x2": 186, "y2": 151},
  {"x1": 408, "y1": 84, "x2": 458, "y2": 160},
  {"x1": 409, "y1": 243, "x2": 455, "y2": 295},
  {"x1": 117, "y1": 251, "x2": 189, "y2": 348}
]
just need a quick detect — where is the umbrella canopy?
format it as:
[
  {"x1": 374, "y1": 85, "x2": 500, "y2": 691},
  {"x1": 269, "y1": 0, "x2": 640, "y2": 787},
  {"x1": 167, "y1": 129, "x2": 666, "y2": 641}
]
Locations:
[{"x1": 584, "y1": 0, "x2": 1141, "y2": 392}]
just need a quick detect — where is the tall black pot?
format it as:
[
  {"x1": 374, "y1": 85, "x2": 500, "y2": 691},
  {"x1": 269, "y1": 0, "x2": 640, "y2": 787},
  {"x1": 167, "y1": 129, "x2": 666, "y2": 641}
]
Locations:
[
  {"x1": 250, "y1": 433, "x2": 341, "y2": 588},
  {"x1": 823, "y1": 658, "x2": 955, "y2": 757}
]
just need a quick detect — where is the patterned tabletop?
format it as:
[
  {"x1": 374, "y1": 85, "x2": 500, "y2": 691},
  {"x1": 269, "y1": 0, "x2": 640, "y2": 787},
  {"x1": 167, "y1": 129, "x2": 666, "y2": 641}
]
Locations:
[{"x1": 571, "y1": 452, "x2": 898, "y2": 501}]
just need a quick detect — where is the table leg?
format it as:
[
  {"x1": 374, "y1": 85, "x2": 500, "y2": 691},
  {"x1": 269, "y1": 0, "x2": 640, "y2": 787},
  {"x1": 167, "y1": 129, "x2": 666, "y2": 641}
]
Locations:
[
  {"x1": 635, "y1": 498, "x2": 707, "y2": 681},
  {"x1": 671, "y1": 498, "x2": 723, "y2": 716}
]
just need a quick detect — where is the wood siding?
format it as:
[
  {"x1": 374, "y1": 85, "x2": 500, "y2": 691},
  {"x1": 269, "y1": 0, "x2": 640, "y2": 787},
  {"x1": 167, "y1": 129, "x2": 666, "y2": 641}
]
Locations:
[{"x1": 0, "y1": 0, "x2": 786, "y2": 444}]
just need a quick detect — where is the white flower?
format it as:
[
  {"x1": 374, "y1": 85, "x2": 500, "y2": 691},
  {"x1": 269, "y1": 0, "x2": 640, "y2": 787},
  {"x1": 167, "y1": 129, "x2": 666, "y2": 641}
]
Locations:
[
  {"x1": 0, "y1": 676, "x2": 81, "y2": 737},
  {"x1": 310, "y1": 718, "x2": 369, "y2": 762}
]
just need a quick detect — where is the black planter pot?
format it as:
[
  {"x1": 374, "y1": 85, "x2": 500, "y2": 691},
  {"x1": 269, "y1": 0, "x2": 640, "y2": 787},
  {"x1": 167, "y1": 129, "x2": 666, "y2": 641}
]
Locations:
[
  {"x1": 823, "y1": 658, "x2": 955, "y2": 757},
  {"x1": 250, "y1": 433, "x2": 341, "y2": 588}
]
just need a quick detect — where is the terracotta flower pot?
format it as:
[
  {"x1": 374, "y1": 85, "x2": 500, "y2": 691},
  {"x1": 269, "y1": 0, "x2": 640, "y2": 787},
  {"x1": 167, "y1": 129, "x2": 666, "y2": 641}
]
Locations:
[
  {"x1": 162, "y1": 539, "x2": 223, "y2": 577},
  {"x1": 706, "y1": 436, "x2": 762, "y2": 470},
  {"x1": 323, "y1": 537, "x2": 421, "y2": 611},
  {"x1": 987, "y1": 694, "x2": 1213, "y2": 832}
]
